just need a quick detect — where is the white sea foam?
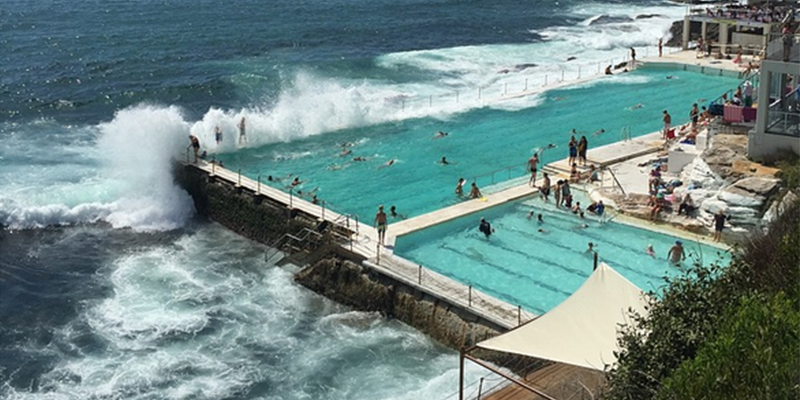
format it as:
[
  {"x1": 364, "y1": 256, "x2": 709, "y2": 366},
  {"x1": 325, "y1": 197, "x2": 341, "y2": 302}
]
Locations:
[
  {"x1": 0, "y1": 106, "x2": 195, "y2": 231},
  {"x1": 184, "y1": 2, "x2": 685, "y2": 151},
  {"x1": 1, "y1": 226, "x2": 493, "y2": 400}
]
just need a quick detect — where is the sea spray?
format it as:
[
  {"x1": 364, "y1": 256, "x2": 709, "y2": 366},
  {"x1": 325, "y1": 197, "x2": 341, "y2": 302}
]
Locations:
[{"x1": 96, "y1": 105, "x2": 195, "y2": 231}]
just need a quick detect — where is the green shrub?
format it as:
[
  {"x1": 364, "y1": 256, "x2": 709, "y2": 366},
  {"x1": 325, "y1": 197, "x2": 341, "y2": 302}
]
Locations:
[{"x1": 657, "y1": 293, "x2": 800, "y2": 400}]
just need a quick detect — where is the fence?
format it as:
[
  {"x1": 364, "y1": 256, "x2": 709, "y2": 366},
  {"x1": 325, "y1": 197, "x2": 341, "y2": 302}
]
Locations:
[
  {"x1": 372, "y1": 246, "x2": 537, "y2": 330},
  {"x1": 383, "y1": 46, "x2": 683, "y2": 114}
]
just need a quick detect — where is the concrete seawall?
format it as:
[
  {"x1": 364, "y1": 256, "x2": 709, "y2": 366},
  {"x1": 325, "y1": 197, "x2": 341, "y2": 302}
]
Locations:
[
  {"x1": 173, "y1": 161, "x2": 512, "y2": 352},
  {"x1": 173, "y1": 162, "x2": 312, "y2": 243},
  {"x1": 296, "y1": 257, "x2": 506, "y2": 350}
]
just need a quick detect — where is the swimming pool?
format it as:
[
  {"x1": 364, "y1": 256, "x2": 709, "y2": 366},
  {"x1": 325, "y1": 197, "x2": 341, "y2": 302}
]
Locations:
[
  {"x1": 393, "y1": 197, "x2": 730, "y2": 315},
  {"x1": 220, "y1": 67, "x2": 741, "y2": 220}
]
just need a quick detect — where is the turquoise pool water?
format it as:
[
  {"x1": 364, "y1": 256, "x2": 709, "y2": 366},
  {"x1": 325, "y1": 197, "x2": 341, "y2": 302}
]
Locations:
[
  {"x1": 393, "y1": 197, "x2": 730, "y2": 315},
  {"x1": 220, "y1": 67, "x2": 741, "y2": 220}
]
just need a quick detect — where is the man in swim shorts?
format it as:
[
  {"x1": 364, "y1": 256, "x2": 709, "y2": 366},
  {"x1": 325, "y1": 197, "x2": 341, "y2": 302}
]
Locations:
[
  {"x1": 374, "y1": 205, "x2": 387, "y2": 245},
  {"x1": 662, "y1": 110, "x2": 672, "y2": 140},
  {"x1": 527, "y1": 153, "x2": 539, "y2": 186}
]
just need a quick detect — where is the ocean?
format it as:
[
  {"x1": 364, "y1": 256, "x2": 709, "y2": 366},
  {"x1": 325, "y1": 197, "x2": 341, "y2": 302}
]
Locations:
[{"x1": 1, "y1": 0, "x2": 689, "y2": 398}]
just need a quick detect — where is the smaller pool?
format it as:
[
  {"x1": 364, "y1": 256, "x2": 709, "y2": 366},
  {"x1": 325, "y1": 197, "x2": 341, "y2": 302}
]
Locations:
[{"x1": 393, "y1": 197, "x2": 730, "y2": 315}]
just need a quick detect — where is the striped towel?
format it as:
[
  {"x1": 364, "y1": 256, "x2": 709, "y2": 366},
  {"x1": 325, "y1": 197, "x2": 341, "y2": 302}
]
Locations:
[{"x1": 723, "y1": 104, "x2": 743, "y2": 123}]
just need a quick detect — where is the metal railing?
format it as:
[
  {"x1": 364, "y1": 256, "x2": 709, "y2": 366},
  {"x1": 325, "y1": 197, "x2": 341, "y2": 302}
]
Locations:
[
  {"x1": 371, "y1": 249, "x2": 538, "y2": 329},
  {"x1": 264, "y1": 227, "x2": 325, "y2": 264}
]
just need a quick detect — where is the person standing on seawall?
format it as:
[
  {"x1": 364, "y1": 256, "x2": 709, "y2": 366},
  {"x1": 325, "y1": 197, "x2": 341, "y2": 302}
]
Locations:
[
  {"x1": 238, "y1": 117, "x2": 247, "y2": 144},
  {"x1": 629, "y1": 47, "x2": 636, "y2": 68},
  {"x1": 658, "y1": 38, "x2": 663, "y2": 57},
  {"x1": 374, "y1": 205, "x2": 387, "y2": 246},
  {"x1": 214, "y1": 125, "x2": 223, "y2": 146},
  {"x1": 188, "y1": 134, "x2": 200, "y2": 162},
  {"x1": 527, "y1": 153, "x2": 539, "y2": 187}
]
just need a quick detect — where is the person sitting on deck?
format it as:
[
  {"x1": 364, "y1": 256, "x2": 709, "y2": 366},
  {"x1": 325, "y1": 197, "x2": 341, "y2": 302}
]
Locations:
[
  {"x1": 469, "y1": 182, "x2": 482, "y2": 199},
  {"x1": 678, "y1": 193, "x2": 696, "y2": 216},
  {"x1": 569, "y1": 163, "x2": 580, "y2": 182},
  {"x1": 585, "y1": 164, "x2": 600, "y2": 182}
]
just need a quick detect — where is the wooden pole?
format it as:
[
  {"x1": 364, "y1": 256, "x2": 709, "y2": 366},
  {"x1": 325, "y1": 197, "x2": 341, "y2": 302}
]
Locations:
[
  {"x1": 593, "y1": 251, "x2": 599, "y2": 271},
  {"x1": 464, "y1": 353, "x2": 557, "y2": 400}
]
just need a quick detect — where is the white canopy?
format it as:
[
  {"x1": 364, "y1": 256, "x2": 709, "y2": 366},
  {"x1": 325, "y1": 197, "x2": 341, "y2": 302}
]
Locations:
[{"x1": 476, "y1": 262, "x2": 649, "y2": 371}]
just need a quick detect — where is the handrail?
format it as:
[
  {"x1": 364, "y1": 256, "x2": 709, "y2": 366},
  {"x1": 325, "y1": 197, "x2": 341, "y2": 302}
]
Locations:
[
  {"x1": 604, "y1": 167, "x2": 627, "y2": 197},
  {"x1": 468, "y1": 162, "x2": 528, "y2": 186}
]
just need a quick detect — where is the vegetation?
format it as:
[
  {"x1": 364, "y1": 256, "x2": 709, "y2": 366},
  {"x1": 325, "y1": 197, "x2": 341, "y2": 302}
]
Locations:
[{"x1": 605, "y1": 196, "x2": 800, "y2": 399}]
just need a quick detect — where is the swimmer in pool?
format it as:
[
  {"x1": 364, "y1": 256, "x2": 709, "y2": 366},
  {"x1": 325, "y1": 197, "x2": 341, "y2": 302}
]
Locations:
[
  {"x1": 440, "y1": 156, "x2": 449, "y2": 165},
  {"x1": 592, "y1": 129, "x2": 606, "y2": 137},
  {"x1": 646, "y1": 244, "x2": 656, "y2": 257},
  {"x1": 377, "y1": 159, "x2": 395, "y2": 169},
  {"x1": 628, "y1": 103, "x2": 644, "y2": 110},
  {"x1": 433, "y1": 131, "x2": 449, "y2": 139}
]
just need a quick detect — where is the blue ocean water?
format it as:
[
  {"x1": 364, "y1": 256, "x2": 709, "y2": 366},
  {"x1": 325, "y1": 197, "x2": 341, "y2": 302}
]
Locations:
[{"x1": 1, "y1": 0, "x2": 714, "y2": 398}]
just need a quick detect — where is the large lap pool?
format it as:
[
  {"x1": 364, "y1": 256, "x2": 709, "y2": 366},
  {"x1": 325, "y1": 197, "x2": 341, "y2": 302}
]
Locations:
[
  {"x1": 219, "y1": 66, "x2": 741, "y2": 220},
  {"x1": 393, "y1": 197, "x2": 730, "y2": 315}
]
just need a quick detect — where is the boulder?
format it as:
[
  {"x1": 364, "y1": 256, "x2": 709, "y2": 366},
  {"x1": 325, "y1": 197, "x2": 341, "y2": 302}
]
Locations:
[
  {"x1": 682, "y1": 157, "x2": 726, "y2": 190},
  {"x1": 763, "y1": 190, "x2": 798, "y2": 225},
  {"x1": 733, "y1": 177, "x2": 779, "y2": 196},
  {"x1": 718, "y1": 185, "x2": 765, "y2": 208}
]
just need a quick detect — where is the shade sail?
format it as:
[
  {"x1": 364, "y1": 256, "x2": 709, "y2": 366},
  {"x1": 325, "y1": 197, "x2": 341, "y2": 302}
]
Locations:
[{"x1": 476, "y1": 262, "x2": 649, "y2": 371}]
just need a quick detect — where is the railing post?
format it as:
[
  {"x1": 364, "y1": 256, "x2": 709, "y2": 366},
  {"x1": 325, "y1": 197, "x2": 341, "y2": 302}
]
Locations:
[
  {"x1": 518, "y1": 305, "x2": 522, "y2": 326},
  {"x1": 289, "y1": 187, "x2": 294, "y2": 209},
  {"x1": 477, "y1": 377, "x2": 484, "y2": 400},
  {"x1": 321, "y1": 200, "x2": 325, "y2": 220},
  {"x1": 418, "y1": 265, "x2": 422, "y2": 285},
  {"x1": 211, "y1": 161, "x2": 216, "y2": 176},
  {"x1": 594, "y1": 251, "x2": 599, "y2": 271},
  {"x1": 257, "y1": 174, "x2": 261, "y2": 195},
  {"x1": 468, "y1": 285, "x2": 472, "y2": 307}
]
